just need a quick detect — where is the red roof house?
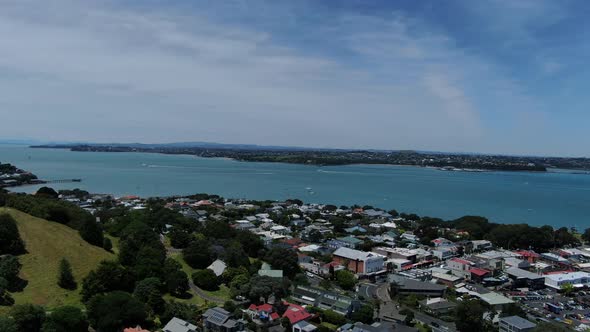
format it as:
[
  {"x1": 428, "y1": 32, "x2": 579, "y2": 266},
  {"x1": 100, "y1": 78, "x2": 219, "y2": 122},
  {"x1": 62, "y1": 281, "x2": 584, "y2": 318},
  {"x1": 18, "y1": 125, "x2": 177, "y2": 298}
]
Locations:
[{"x1": 282, "y1": 302, "x2": 311, "y2": 324}]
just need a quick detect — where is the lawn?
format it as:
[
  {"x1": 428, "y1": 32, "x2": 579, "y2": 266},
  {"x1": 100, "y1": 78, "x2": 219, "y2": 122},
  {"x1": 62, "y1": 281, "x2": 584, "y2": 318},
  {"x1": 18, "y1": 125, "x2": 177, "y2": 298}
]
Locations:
[{"x1": 0, "y1": 208, "x2": 115, "y2": 311}]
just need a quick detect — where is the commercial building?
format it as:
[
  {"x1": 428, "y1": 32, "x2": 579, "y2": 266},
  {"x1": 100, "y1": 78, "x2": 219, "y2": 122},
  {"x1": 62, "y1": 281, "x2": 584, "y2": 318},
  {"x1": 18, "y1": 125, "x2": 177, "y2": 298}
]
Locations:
[
  {"x1": 499, "y1": 316, "x2": 536, "y2": 332},
  {"x1": 544, "y1": 271, "x2": 590, "y2": 289},
  {"x1": 333, "y1": 247, "x2": 385, "y2": 275},
  {"x1": 389, "y1": 275, "x2": 447, "y2": 297},
  {"x1": 506, "y1": 267, "x2": 545, "y2": 290}
]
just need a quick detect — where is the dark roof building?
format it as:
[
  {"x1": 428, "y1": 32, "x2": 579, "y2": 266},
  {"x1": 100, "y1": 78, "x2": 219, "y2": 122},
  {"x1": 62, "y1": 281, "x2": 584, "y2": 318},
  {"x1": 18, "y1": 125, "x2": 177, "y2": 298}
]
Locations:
[
  {"x1": 389, "y1": 275, "x2": 447, "y2": 297},
  {"x1": 499, "y1": 316, "x2": 536, "y2": 332},
  {"x1": 202, "y1": 307, "x2": 245, "y2": 332}
]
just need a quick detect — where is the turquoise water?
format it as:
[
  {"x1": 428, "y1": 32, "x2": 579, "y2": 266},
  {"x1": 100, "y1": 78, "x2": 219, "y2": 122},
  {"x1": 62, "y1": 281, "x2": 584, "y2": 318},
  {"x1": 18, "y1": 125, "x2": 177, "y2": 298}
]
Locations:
[{"x1": 1, "y1": 145, "x2": 589, "y2": 227}]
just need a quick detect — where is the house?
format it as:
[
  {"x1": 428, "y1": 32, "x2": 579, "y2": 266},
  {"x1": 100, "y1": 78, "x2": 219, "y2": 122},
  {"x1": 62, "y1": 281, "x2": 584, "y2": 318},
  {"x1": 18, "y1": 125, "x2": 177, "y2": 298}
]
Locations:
[
  {"x1": 504, "y1": 257, "x2": 531, "y2": 270},
  {"x1": 431, "y1": 272, "x2": 463, "y2": 287},
  {"x1": 282, "y1": 302, "x2": 312, "y2": 324},
  {"x1": 469, "y1": 267, "x2": 491, "y2": 283},
  {"x1": 337, "y1": 322, "x2": 402, "y2": 332},
  {"x1": 291, "y1": 286, "x2": 359, "y2": 316},
  {"x1": 293, "y1": 321, "x2": 317, "y2": 332},
  {"x1": 499, "y1": 316, "x2": 536, "y2": 332},
  {"x1": 473, "y1": 251, "x2": 507, "y2": 272},
  {"x1": 372, "y1": 247, "x2": 418, "y2": 263},
  {"x1": 471, "y1": 240, "x2": 492, "y2": 251},
  {"x1": 333, "y1": 247, "x2": 385, "y2": 275},
  {"x1": 344, "y1": 226, "x2": 367, "y2": 234},
  {"x1": 328, "y1": 236, "x2": 363, "y2": 249},
  {"x1": 386, "y1": 258, "x2": 412, "y2": 272},
  {"x1": 400, "y1": 232, "x2": 418, "y2": 243},
  {"x1": 271, "y1": 225, "x2": 291, "y2": 235},
  {"x1": 432, "y1": 247, "x2": 458, "y2": 261},
  {"x1": 541, "y1": 252, "x2": 570, "y2": 265},
  {"x1": 124, "y1": 327, "x2": 151, "y2": 332},
  {"x1": 291, "y1": 219, "x2": 307, "y2": 227},
  {"x1": 208, "y1": 260, "x2": 228, "y2": 277},
  {"x1": 514, "y1": 250, "x2": 540, "y2": 263},
  {"x1": 447, "y1": 258, "x2": 475, "y2": 278},
  {"x1": 163, "y1": 317, "x2": 197, "y2": 332},
  {"x1": 431, "y1": 238, "x2": 454, "y2": 247},
  {"x1": 258, "y1": 263, "x2": 284, "y2": 278},
  {"x1": 202, "y1": 307, "x2": 245, "y2": 332},
  {"x1": 419, "y1": 297, "x2": 457, "y2": 316},
  {"x1": 246, "y1": 303, "x2": 280, "y2": 322}
]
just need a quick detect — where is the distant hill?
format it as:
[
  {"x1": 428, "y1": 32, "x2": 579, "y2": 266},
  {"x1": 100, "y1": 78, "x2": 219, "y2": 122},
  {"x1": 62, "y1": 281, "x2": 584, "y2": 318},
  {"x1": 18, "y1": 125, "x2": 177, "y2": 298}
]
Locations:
[{"x1": 0, "y1": 208, "x2": 114, "y2": 309}]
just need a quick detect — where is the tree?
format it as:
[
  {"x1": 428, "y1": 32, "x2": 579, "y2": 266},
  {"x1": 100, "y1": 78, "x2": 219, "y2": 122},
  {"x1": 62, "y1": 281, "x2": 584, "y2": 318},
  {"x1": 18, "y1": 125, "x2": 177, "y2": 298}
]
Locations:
[
  {"x1": 0, "y1": 277, "x2": 15, "y2": 306},
  {"x1": 335, "y1": 270, "x2": 356, "y2": 290},
  {"x1": 319, "y1": 279, "x2": 332, "y2": 290},
  {"x1": 223, "y1": 301, "x2": 237, "y2": 314},
  {"x1": 264, "y1": 247, "x2": 300, "y2": 278},
  {"x1": 0, "y1": 317, "x2": 17, "y2": 332},
  {"x1": 0, "y1": 213, "x2": 26, "y2": 255},
  {"x1": 500, "y1": 303, "x2": 526, "y2": 318},
  {"x1": 41, "y1": 306, "x2": 88, "y2": 332},
  {"x1": 222, "y1": 242, "x2": 250, "y2": 269},
  {"x1": 102, "y1": 237, "x2": 113, "y2": 252},
  {"x1": 79, "y1": 218, "x2": 104, "y2": 247},
  {"x1": 132, "y1": 246, "x2": 166, "y2": 281},
  {"x1": 11, "y1": 304, "x2": 46, "y2": 332},
  {"x1": 87, "y1": 291, "x2": 148, "y2": 332},
  {"x1": 35, "y1": 187, "x2": 58, "y2": 199},
  {"x1": 582, "y1": 228, "x2": 590, "y2": 243},
  {"x1": 351, "y1": 304, "x2": 374, "y2": 324},
  {"x1": 57, "y1": 258, "x2": 76, "y2": 290},
  {"x1": 554, "y1": 227, "x2": 579, "y2": 248},
  {"x1": 161, "y1": 301, "x2": 200, "y2": 326},
  {"x1": 235, "y1": 230, "x2": 264, "y2": 257},
  {"x1": 323, "y1": 310, "x2": 346, "y2": 326},
  {"x1": 561, "y1": 283, "x2": 574, "y2": 296},
  {"x1": 192, "y1": 269, "x2": 219, "y2": 291},
  {"x1": 81, "y1": 260, "x2": 134, "y2": 301},
  {"x1": 183, "y1": 240, "x2": 213, "y2": 269},
  {"x1": 0, "y1": 255, "x2": 22, "y2": 291},
  {"x1": 243, "y1": 276, "x2": 286, "y2": 303},
  {"x1": 455, "y1": 299, "x2": 486, "y2": 332},
  {"x1": 170, "y1": 230, "x2": 193, "y2": 249},
  {"x1": 281, "y1": 317, "x2": 292, "y2": 332},
  {"x1": 405, "y1": 312, "x2": 415, "y2": 326},
  {"x1": 163, "y1": 258, "x2": 189, "y2": 297},
  {"x1": 133, "y1": 277, "x2": 164, "y2": 314}
]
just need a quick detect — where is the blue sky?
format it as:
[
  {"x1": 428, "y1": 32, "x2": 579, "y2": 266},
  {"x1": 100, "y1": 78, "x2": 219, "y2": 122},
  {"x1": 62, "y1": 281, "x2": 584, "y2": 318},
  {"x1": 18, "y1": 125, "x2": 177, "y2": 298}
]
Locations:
[{"x1": 1, "y1": 0, "x2": 589, "y2": 156}]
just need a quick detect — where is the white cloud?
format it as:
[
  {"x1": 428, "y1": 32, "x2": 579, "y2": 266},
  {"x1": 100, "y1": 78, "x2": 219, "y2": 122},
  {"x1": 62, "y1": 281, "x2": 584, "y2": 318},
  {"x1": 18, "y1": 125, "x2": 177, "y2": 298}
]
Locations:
[{"x1": 0, "y1": 0, "x2": 549, "y2": 153}]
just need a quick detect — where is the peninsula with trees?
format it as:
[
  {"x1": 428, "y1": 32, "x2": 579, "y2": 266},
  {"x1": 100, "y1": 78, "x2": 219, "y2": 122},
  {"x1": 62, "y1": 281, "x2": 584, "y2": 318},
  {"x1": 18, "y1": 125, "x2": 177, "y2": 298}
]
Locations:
[{"x1": 32, "y1": 143, "x2": 590, "y2": 172}]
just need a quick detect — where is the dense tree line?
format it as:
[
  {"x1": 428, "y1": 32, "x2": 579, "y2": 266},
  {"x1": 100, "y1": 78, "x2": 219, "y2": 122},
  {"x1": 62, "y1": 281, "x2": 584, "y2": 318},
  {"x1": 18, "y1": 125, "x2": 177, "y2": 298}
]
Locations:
[{"x1": 414, "y1": 215, "x2": 580, "y2": 251}]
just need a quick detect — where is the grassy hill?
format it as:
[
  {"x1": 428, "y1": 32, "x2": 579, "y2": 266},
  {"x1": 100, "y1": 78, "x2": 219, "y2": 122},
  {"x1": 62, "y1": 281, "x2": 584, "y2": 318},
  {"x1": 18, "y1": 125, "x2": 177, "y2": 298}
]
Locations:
[{"x1": 0, "y1": 207, "x2": 114, "y2": 309}]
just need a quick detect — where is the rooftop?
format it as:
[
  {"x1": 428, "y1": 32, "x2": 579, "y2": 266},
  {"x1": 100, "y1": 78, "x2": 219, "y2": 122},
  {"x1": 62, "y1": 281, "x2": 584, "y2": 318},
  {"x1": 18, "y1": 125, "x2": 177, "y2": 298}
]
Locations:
[{"x1": 500, "y1": 316, "x2": 536, "y2": 329}]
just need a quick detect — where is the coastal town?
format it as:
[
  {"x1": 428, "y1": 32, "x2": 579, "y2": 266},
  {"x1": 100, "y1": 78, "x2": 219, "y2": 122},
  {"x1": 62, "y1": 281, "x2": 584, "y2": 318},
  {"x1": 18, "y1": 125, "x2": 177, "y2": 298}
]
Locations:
[
  {"x1": 0, "y1": 162, "x2": 42, "y2": 188},
  {"x1": 3, "y1": 185, "x2": 587, "y2": 332}
]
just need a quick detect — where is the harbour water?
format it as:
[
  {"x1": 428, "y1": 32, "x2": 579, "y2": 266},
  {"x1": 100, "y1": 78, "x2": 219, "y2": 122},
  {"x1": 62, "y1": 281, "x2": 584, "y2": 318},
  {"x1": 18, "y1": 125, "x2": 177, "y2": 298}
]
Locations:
[{"x1": 1, "y1": 145, "x2": 589, "y2": 227}]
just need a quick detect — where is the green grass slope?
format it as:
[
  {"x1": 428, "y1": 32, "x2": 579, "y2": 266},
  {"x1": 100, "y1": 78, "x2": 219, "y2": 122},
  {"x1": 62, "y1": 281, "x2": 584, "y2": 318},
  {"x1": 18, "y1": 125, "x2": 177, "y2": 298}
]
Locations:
[{"x1": 0, "y1": 207, "x2": 114, "y2": 308}]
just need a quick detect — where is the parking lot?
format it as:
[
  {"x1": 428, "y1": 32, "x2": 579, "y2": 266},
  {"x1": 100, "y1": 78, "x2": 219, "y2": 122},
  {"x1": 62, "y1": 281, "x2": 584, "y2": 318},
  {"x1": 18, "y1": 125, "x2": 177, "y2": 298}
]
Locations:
[{"x1": 517, "y1": 288, "x2": 590, "y2": 329}]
